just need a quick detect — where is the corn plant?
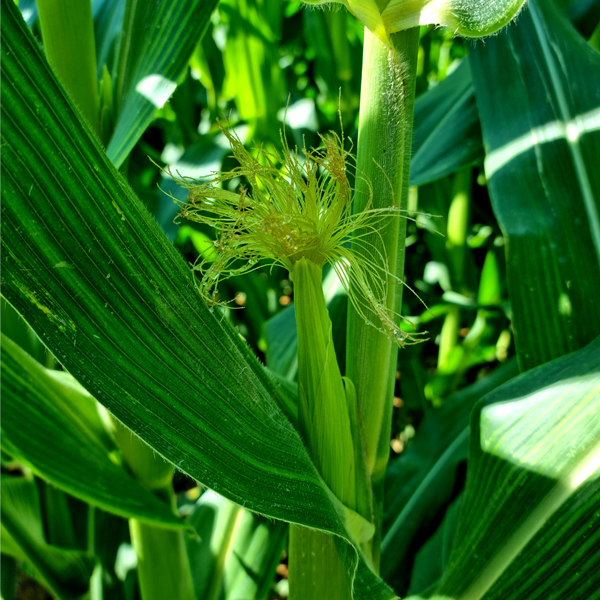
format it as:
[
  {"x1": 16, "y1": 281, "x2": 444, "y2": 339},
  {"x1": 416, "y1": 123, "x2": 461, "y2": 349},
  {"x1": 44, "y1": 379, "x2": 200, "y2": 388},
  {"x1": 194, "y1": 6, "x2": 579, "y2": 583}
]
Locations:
[{"x1": 2, "y1": 0, "x2": 600, "y2": 599}]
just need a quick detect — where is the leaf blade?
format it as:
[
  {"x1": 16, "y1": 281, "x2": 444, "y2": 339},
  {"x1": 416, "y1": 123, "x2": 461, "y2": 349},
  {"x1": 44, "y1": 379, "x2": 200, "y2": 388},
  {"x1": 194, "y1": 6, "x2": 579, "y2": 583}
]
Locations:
[
  {"x1": 0, "y1": 334, "x2": 187, "y2": 528},
  {"x1": 107, "y1": 0, "x2": 219, "y2": 167},
  {"x1": 469, "y1": 0, "x2": 600, "y2": 370},
  {"x1": 425, "y1": 337, "x2": 600, "y2": 600},
  {"x1": 0, "y1": 6, "x2": 393, "y2": 598}
]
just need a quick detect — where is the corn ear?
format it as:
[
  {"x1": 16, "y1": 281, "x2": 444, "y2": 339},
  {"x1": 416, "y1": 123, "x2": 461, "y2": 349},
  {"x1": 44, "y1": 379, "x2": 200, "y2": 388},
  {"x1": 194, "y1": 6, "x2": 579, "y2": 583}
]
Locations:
[{"x1": 293, "y1": 257, "x2": 357, "y2": 508}]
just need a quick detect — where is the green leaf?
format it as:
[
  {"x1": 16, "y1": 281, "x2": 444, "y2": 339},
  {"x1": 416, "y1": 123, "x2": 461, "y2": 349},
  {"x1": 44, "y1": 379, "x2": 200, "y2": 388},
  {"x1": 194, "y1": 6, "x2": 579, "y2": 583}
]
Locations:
[
  {"x1": 380, "y1": 360, "x2": 519, "y2": 592},
  {"x1": 411, "y1": 61, "x2": 483, "y2": 188},
  {"x1": 469, "y1": 0, "x2": 600, "y2": 370},
  {"x1": 409, "y1": 336, "x2": 600, "y2": 600},
  {"x1": 37, "y1": 0, "x2": 100, "y2": 137},
  {"x1": 93, "y1": 0, "x2": 125, "y2": 79},
  {"x1": 219, "y1": 0, "x2": 284, "y2": 139},
  {"x1": 186, "y1": 491, "x2": 288, "y2": 600},
  {"x1": 568, "y1": 0, "x2": 600, "y2": 38},
  {"x1": 107, "y1": 0, "x2": 219, "y2": 167},
  {"x1": 407, "y1": 494, "x2": 463, "y2": 596},
  {"x1": 1, "y1": 475, "x2": 96, "y2": 600},
  {"x1": 0, "y1": 5, "x2": 393, "y2": 598},
  {"x1": 0, "y1": 334, "x2": 187, "y2": 529}
]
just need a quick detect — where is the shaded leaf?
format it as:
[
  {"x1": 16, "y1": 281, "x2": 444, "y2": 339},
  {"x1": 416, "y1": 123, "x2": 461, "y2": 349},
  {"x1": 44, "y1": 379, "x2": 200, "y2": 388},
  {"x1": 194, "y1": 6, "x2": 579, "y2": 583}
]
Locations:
[
  {"x1": 380, "y1": 360, "x2": 519, "y2": 591},
  {"x1": 1, "y1": 334, "x2": 187, "y2": 529},
  {"x1": 411, "y1": 61, "x2": 483, "y2": 187},
  {"x1": 1, "y1": 476, "x2": 96, "y2": 600},
  {"x1": 93, "y1": 0, "x2": 125, "y2": 79}
]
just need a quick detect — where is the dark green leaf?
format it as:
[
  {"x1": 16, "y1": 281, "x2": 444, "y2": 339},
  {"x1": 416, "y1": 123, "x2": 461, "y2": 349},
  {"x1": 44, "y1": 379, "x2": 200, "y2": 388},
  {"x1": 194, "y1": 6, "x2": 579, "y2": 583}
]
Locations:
[
  {"x1": 93, "y1": 0, "x2": 125, "y2": 79},
  {"x1": 407, "y1": 494, "x2": 463, "y2": 596},
  {"x1": 410, "y1": 61, "x2": 483, "y2": 187},
  {"x1": 568, "y1": 0, "x2": 600, "y2": 37},
  {"x1": 469, "y1": 0, "x2": 600, "y2": 370},
  {"x1": 0, "y1": 5, "x2": 394, "y2": 598},
  {"x1": 1, "y1": 476, "x2": 96, "y2": 600},
  {"x1": 380, "y1": 360, "x2": 518, "y2": 590}
]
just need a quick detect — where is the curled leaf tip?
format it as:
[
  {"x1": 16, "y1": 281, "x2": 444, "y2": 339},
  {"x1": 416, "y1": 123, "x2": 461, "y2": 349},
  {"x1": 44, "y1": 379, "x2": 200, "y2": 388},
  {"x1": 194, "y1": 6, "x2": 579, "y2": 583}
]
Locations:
[{"x1": 171, "y1": 121, "x2": 426, "y2": 347}]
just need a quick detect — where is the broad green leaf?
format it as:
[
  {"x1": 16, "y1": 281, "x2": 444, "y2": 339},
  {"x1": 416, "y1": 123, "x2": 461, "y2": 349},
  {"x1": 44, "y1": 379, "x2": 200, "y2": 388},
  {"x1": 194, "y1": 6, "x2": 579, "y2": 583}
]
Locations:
[
  {"x1": 107, "y1": 0, "x2": 219, "y2": 167},
  {"x1": 0, "y1": 6, "x2": 393, "y2": 598},
  {"x1": 409, "y1": 1, "x2": 598, "y2": 189},
  {"x1": 410, "y1": 61, "x2": 483, "y2": 188},
  {"x1": 380, "y1": 360, "x2": 519, "y2": 592},
  {"x1": 0, "y1": 334, "x2": 187, "y2": 529},
  {"x1": 469, "y1": 0, "x2": 600, "y2": 371},
  {"x1": 1, "y1": 476, "x2": 96, "y2": 600},
  {"x1": 186, "y1": 491, "x2": 288, "y2": 600},
  {"x1": 409, "y1": 336, "x2": 600, "y2": 600}
]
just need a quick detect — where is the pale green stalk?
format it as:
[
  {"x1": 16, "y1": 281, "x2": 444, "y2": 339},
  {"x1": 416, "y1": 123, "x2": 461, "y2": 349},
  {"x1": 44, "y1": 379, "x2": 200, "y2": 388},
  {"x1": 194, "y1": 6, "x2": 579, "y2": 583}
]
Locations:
[
  {"x1": 289, "y1": 526, "x2": 353, "y2": 600},
  {"x1": 439, "y1": 167, "x2": 471, "y2": 369},
  {"x1": 130, "y1": 510, "x2": 194, "y2": 600},
  {"x1": 345, "y1": 26, "x2": 420, "y2": 570},
  {"x1": 36, "y1": 0, "x2": 100, "y2": 138},
  {"x1": 446, "y1": 167, "x2": 471, "y2": 293},
  {"x1": 110, "y1": 419, "x2": 195, "y2": 600}
]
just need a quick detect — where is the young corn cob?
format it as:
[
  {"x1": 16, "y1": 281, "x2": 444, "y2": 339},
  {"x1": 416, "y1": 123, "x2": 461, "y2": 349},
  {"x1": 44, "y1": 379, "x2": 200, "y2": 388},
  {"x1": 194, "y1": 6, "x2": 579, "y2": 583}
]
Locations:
[{"x1": 173, "y1": 122, "x2": 424, "y2": 349}]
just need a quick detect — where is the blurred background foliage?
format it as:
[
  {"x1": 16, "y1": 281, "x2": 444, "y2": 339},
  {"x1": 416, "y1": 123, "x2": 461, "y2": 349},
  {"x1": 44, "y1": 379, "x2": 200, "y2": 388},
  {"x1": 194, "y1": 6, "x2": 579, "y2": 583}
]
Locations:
[{"x1": 3, "y1": 0, "x2": 599, "y2": 598}]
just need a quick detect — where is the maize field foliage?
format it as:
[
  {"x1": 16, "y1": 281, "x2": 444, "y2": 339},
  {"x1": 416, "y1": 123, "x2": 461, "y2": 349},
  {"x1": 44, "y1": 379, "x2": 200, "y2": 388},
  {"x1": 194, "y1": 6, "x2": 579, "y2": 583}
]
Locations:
[{"x1": 1, "y1": 0, "x2": 600, "y2": 599}]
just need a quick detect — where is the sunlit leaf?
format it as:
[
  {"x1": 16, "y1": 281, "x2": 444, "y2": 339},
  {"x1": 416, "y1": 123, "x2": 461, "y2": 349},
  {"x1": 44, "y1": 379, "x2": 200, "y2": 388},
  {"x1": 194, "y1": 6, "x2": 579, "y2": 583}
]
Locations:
[
  {"x1": 469, "y1": 0, "x2": 600, "y2": 370},
  {"x1": 408, "y1": 336, "x2": 600, "y2": 600},
  {"x1": 107, "y1": 0, "x2": 219, "y2": 166}
]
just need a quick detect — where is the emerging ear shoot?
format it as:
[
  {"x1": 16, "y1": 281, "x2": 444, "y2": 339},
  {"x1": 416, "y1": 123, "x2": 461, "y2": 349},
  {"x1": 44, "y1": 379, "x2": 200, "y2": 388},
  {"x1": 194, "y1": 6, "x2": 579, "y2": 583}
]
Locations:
[{"x1": 171, "y1": 121, "x2": 426, "y2": 347}]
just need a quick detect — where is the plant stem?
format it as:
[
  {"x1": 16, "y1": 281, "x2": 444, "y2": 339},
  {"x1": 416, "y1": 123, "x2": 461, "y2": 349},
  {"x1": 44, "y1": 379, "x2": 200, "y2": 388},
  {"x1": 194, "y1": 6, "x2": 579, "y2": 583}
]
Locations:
[
  {"x1": 36, "y1": 0, "x2": 100, "y2": 138},
  {"x1": 110, "y1": 418, "x2": 195, "y2": 600},
  {"x1": 289, "y1": 526, "x2": 352, "y2": 600},
  {"x1": 129, "y1": 489, "x2": 194, "y2": 600},
  {"x1": 447, "y1": 167, "x2": 471, "y2": 293},
  {"x1": 345, "y1": 26, "x2": 420, "y2": 570}
]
